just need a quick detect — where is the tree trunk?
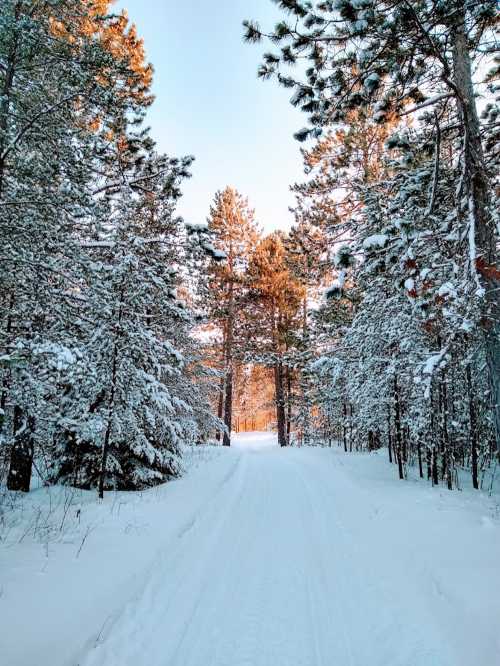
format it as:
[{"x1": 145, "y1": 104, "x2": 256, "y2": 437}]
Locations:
[
  {"x1": 343, "y1": 400, "x2": 348, "y2": 453},
  {"x1": 7, "y1": 406, "x2": 34, "y2": 492},
  {"x1": 452, "y1": 16, "x2": 500, "y2": 459},
  {"x1": 222, "y1": 367, "x2": 233, "y2": 447},
  {"x1": 98, "y1": 283, "x2": 125, "y2": 499},
  {"x1": 222, "y1": 288, "x2": 235, "y2": 447},
  {"x1": 274, "y1": 360, "x2": 287, "y2": 447},
  {"x1": 432, "y1": 446, "x2": 439, "y2": 487},
  {"x1": 0, "y1": 7, "x2": 20, "y2": 197},
  {"x1": 326, "y1": 410, "x2": 332, "y2": 447},
  {"x1": 0, "y1": 18, "x2": 20, "y2": 437},
  {"x1": 349, "y1": 403, "x2": 354, "y2": 452},
  {"x1": 426, "y1": 447, "x2": 432, "y2": 481},
  {"x1": 402, "y1": 423, "x2": 408, "y2": 464},
  {"x1": 387, "y1": 405, "x2": 393, "y2": 464},
  {"x1": 393, "y1": 376, "x2": 405, "y2": 480},
  {"x1": 439, "y1": 372, "x2": 451, "y2": 483},
  {"x1": 417, "y1": 437, "x2": 424, "y2": 479},
  {"x1": 216, "y1": 374, "x2": 224, "y2": 442},
  {"x1": 467, "y1": 366, "x2": 479, "y2": 490},
  {"x1": 286, "y1": 366, "x2": 292, "y2": 445},
  {"x1": 0, "y1": 292, "x2": 15, "y2": 434}
]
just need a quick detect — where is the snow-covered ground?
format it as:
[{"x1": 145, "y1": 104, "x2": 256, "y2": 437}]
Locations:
[{"x1": 1, "y1": 433, "x2": 499, "y2": 666}]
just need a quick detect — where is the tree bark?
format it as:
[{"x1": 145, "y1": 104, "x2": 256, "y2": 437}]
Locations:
[
  {"x1": 0, "y1": 4, "x2": 20, "y2": 197},
  {"x1": 274, "y1": 360, "x2": 287, "y2": 447},
  {"x1": 387, "y1": 405, "x2": 393, "y2": 464},
  {"x1": 222, "y1": 286, "x2": 235, "y2": 447},
  {"x1": 0, "y1": 292, "x2": 15, "y2": 433},
  {"x1": 286, "y1": 365, "x2": 292, "y2": 445},
  {"x1": 343, "y1": 400, "x2": 348, "y2": 453},
  {"x1": 467, "y1": 366, "x2": 479, "y2": 490},
  {"x1": 432, "y1": 446, "x2": 439, "y2": 487},
  {"x1": 417, "y1": 437, "x2": 424, "y2": 479},
  {"x1": 439, "y1": 372, "x2": 451, "y2": 483},
  {"x1": 0, "y1": 11, "x2": 20, "y2": 438},
  {"x1": 426, "y1": 447, "x2": 432, "y2": 481},
  {"x1": 393, "y1": 376, "x2": 405, "y2": 480},
  {"x1": 216, "y1": 374, "x2": 224, "y2": 442},
  {"x1": 451, "y1": 15, "x2": 500, "y2": 458},
  {"x1": 349, "y1": 403, "x2": 354, "y2": 452},
  {"x1": 7, "y1": 406, "x2": 34, "y2": 492},
  {"x1": 222, "y1": 367, "x2": 233, "y2": 447}
]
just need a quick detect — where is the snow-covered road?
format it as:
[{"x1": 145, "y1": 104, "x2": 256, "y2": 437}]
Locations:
[
  {"x1": 79, "y1": 433, "x2": 498, "y2": 666},
  {"x1": 2, "y1": 432, "x2": 499, "y2": 666}
]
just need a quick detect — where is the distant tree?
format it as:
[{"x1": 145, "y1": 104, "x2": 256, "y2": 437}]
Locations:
[
  {"x1": 246, "y1": 233, "x2": 305, "y2": 446},
  {"x1": 207, "y1": 187, "x2": 260, "y2": 446},
  {"x1": 282, "y1": 221, "x2": 327, "y2": 444}
]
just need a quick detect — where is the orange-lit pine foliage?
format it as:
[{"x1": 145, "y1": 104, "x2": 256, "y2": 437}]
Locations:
[{"x1": 49, "y1": 1, "x2": 153, "y2": 108}]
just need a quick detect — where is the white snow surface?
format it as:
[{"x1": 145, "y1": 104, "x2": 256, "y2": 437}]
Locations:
[
  {"x1": 1, "y1": 432, "x2": 499, "y2": 666},
  {"x1": 363, "y1": 233, "x2": 388, "y2": 251}
]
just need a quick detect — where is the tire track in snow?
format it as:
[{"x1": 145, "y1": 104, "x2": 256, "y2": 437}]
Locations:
[
  {"x1": 164, "y1": 454, "x2": 265, "y2": 666},
  {"x1": 279, "y1": 453, "x2": 355, "y2": 666},
  {"x1": 79, "y1": 453, "x2": 248, "y2": 666},
  {"x1": 289, "y1": 448, "x2": 454, "y2": 666},
  {"x1": 79, "y1": 440, "x2": 457, "y2": 666}
]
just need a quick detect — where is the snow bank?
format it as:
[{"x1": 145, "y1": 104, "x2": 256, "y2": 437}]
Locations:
[{"x1": 0, "y1": 446, "x2": 237, "y2": 666}]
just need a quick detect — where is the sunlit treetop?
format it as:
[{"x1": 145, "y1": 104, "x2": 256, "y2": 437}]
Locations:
[{"x1": 49, "y1": 0, "x2": 153, "y2": 108}]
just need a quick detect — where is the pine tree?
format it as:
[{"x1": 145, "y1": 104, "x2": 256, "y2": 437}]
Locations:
[
  {"x1": 1, "y1": 1, "x2": 218, "y2": 494},
  {"x1": 206, "y1": 187, "x2": 260, "y2": 446},
  {"x1": 0, "y1": 0, "x2": 143, "y2": 489},
  {"x1": 245, "y1": 233, "x2": 305, "y2": 446},
  {"x1": 303, "y1": 116, "x2": 495, "y2": 487}
]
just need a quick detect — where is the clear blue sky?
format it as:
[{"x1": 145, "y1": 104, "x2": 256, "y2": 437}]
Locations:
[{"x1": 116, "y1": 0, "x2": 306, "y2": 232}]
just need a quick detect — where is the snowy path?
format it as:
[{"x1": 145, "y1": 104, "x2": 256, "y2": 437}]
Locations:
[
  {"x1": 78, "y1": 433, "x2": 497, "y2": 666},
  {"x1": 2, "y1": 433, "x2": 499, "y2": 666}
]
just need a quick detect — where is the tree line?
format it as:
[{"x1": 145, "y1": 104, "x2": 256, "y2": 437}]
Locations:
[
  {"x1": 0, "y1": 0, "x2": 222, "y2": 497},
  {"x1": 1, "y1": 0, "x2": 498, "y2": 499},
  {"x1": 240, "y1": 0, "x2": 499, "y2": 489},
  {"x1": 204, "y1": 187, "x2": 307, "y2": 448}
]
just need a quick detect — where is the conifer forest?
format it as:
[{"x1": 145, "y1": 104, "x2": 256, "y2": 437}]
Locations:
[{"x1": 1, "y1": 2, "x2": 499, "y2": 665}]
